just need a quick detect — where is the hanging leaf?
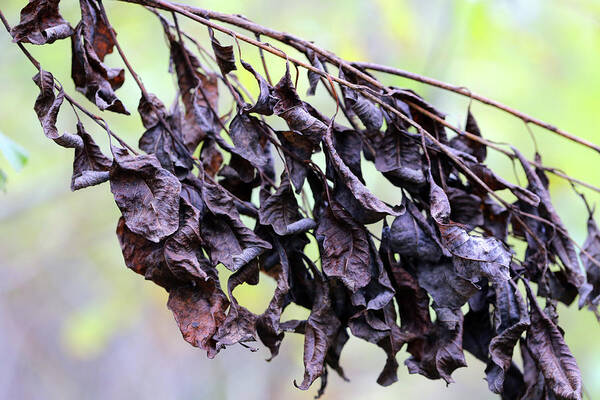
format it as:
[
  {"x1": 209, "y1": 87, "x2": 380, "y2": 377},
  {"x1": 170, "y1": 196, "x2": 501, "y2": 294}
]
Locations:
[
  {"x1": 208, "y1": 27, "x2": 237, "y2": 76},
  {"x1": 71, "y1": 0, "x2": 128, "y2": 114},
  {"x1": 524, "y1": 283, "x2": 583, "y2": 400},
  {"x1": 71, "y1": 122, "x2": 111, "y2": 190},
  {"x1": 110, "y1": 151, "x2": 181, "y2": 243},
  {"x1": 11, "y1": 0, "x2": 73, "y2": 45}
]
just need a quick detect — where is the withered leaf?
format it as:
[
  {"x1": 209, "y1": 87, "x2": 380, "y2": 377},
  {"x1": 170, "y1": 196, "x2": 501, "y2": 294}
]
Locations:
[
  {"x1": 256, "y1": 239, "x2": 290, "y2": 359},
  {"x1": 71, "y1": 0, "x2": 128, "y2": 114},
  {"x1": 208, "y1": 27, "x2": 237, "y2": 76},
  {"x1": 405, "y1": 307, "x2": 467, "y2": 383},
  {"x1": 324, "y1": 126, "x2": 398, "y2": 221},
  {"x1": 515, "y1": 149, "x2": 586, "y2": 291},
  {"x1": 429, "y1": 175, "x2": 512, "y2": 284},
  {"x1": 274, "y1": 63, "x2": 328, "y2": 145},
  {"x1": 275, "y1": 130, "x2": 314, "y2": 192},
  {"x1": 487, "y1": 280, "x2": 530, "y2": 394},
  {"x1": 525, "y1": 283, "x2": 583, "y2": 400},
  {"x1": 580, "y1": 213, "x2": 600, "y2": 310},
  {"x1": 168, "y1": 282, "x2": 229, "y2": 358},
  {"x1": 365, "y1": 124, "x2": 426, "y2": 189},
  {"x1": 161, "y1": 19, "x2": 220, "y2": 152},
  {"x1": 164, "y1": 195, "x2": 214, "y2": 282},
  {"x1": 316, "y1": 201, "x2": 371, "y2": 292},
  {"x1": 33, "y1": 70, "x2": 89, "y2": 149},
  {"x1": 389, "y1": 200, "x2": 443, "y2": 262},
  {"x1": 259, "y1": 176, "x2": 304, "y2": 235},
  {"x1": 138, "y1": 94, "x2": 192, "y2": 177},
  {"x1": 214, "y1": 262, "x2": 260, "y2": 349},
  {"x1": 201, "y1": 180, "x2": 271, "y2": 271},
  {"x1": 295, "y1": 260, "x2": 342, "y2": 392},
  {"x1": 11, "y1": 0, "x2": 73, "y2": 45},
  {"x1": 116, "y1": 217, "x2": 178, "y2": 289},
  {"x1": 339, "y1": 68, "x2": 383, "y2": 131},
  {"x1": 241, "y1": 60, "x2": 277, "y2": 115},
  {"x1": 449, "y1": 110, "x2": 487, "y2": 163},
  {"x1": 229, "y1": 112, "x2": 274, "y2": 176},
  {"x1": 306, "y1": 49, "x2": 324, "y2": 96},
  {"x1": 110, "y1": 152, "x2": 181, "y2": 243},
  {"x1": 200, "y1": 139, "x2": 223, "y2": 178},
  {"x1": 71, "y1": 122, "x2": 111, "y2": 190}
]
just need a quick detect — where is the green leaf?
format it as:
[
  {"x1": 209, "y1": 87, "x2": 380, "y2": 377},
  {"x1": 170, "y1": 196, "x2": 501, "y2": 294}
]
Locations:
[{"x1": 0, "y1": 131, "x2": 29, "y2": 171}]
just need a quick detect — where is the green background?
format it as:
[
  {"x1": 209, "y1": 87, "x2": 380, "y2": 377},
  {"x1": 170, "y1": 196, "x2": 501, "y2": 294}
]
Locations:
[{"x1": 1, "y1": 0, "x2": 599, "y2": 398}]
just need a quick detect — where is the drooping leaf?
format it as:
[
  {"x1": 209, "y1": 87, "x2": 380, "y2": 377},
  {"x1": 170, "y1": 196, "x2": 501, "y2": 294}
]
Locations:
[
  {"x1": 515, "y1": 149, "x2": 586, "y2": 292},
  {"x1": 259, "y1": 175, "x2": 306, "y2": 235},
  {"x1": 208, "y1": 27, "x2": 237, "y2": 76},
  {"x1": 71, "y1": 0, "x2": 128, "y2": 114},
  {"x1": 316, "y1": 201, "x2": 371, "y2": 293},
  {"x1": 10, "y1": 0, "x2": 73, "y2": 45},
  {"x1": 429, "y1": 174, "x2": 512, "y2": 284},
  {"x1": 71, "y1": 122, "x2": 111, "y2": 190},
  {"x1": 525, "y1": 283, "x2": 583, "y2": 400},
  {"x1": 137, "y1": 93, "x2": 192, "y2": 177},
  {"x1": 306, "y1": 49, "x2": 324, "y2": 96},
  {"x1": 339, "y1": 68, "x2": 383, "y2": 131},
  {"x1": 161, "y1": 18, "x2": 220, "y2": 152},
  {"x1": 274, "y1": 63, "x2": 328, "y2": 145},
  {"x1": 364, "y1": 124, "x2": 426, "y2": 190},
  {"x1": 168, "y1": 281, "x2": 229, "y2": 358},
  {"x1": 324, "y1": 126, "x2": 399, "y2": 222},
  {"x1": 110, "y1": 151, "x2": 181, "y2": 243},
  {"x1": 405, "y1": 307, "x2": 467, "y2": 383},
  {"x1": 487, "y1": 280, "x2": 530, "y2": 394},
  {"x1": 275, "y1": 130, "x2": 314, "y2": 192},
  {"x1": 580, "y1": 212, "x2": 600, "y2": 311},
  {"x1": 241, "y1": 60, "x2": 277, "y2": 115},
  {"x1": 449, "y1": 110, "x2": 487, "y2": 163},
  {"x1": 229, "y1": 111, "x2": 274, "y2": 177},
  {"x1": 294, "y1": 260, "x2": 342, "y2": 392},
  {"x1": 201, "y1": 179, "x2": 271, "y2": 271}
]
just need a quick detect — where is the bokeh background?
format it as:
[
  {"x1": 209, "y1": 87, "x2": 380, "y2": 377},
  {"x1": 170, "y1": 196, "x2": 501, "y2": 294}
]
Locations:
[{"x1": 1, "y1": 0, "x2": 600, "y2": 399}]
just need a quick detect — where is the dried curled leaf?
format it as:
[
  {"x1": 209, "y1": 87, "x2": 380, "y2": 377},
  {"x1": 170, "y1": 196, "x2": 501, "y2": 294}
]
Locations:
[
  {"x1": 11, "y1": 0, "x2": 73, "y2": 45},
  {"x1": 208, "y1": 27, "x2": 237, "y2": 76},
  {"x1": 168, "y1": 282, "x2": 229, "y2": 358},
  {"x1": 316, "y1": 201, "x2": 371, "y2": 292},
  {"x1": 110, "y1": 152, "x2": 181, "y2": 243},
  {"x1": 525, "y1": 283, "x2": 583, "y2": 400},
  {"x1": 71, "y1": 0, "x2": 128, "y2": 114},
  {"x1": 71, "y1": 122, "x2": 111, "y2": 190}
]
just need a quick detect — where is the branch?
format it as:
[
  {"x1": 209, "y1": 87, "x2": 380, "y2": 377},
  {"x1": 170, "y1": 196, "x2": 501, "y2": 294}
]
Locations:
[{"x1": 124, "y1": 0, "x2": 600, "y2": 155}]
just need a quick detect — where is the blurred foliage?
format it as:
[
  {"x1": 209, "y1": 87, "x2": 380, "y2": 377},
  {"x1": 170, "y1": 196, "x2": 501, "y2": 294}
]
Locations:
[{"x1": 0, "y1": 0, "x2": 599, "y2": 399}]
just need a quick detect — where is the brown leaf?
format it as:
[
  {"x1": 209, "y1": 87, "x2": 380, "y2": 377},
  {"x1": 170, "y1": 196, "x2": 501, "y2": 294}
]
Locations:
[
  {"x1": 11, "y1": 0, "x2": 73, "y2": 45},
  {"x1": 71, "y1": 0, "x2": 128, "y2": 114},
  {"x1": 449, "y1": 110, "x2": 487, "y2": 163},
  {"x1": 294, "y1": 261, "x2": 342, "y2": 392},
  {"x1": 525, "y1": 283, "x2": 583, "y2": 400},
  {"x1": 259, "y1": 176, "x2": 303, "y2": 235},
  {"x1": 168, "y1": 282, "x2": 229, "y2": 358},
  {"x1": 110, "y1": 152, "x2": 181, "y2": 243},
  {"x1": 201, "y1": 180, "x2": 271, "y2": 270},
  {"x1": 316, "y1": 201, "x2": 371, "y2": 292},
  {"x1": 137, "y1": 94, "x2": 192, "y2": 177},
  {"x1": 405, "y1": 307, "x2": 467, "y2": 383},
  {"x1": 161, "y1": 18, "x2": 220, "y2": 151},
  {"x1": 208, "y1": 27, "x2": 237, "y2": 76},
  {"x1": 71, "y1": 122, "x2": 111, "y2": 190}
]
